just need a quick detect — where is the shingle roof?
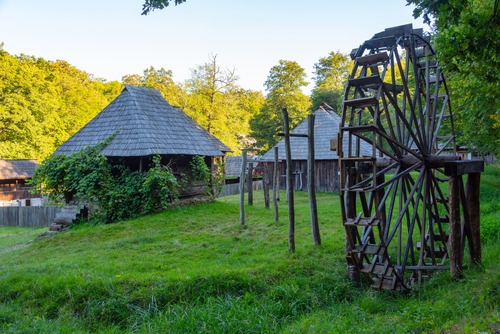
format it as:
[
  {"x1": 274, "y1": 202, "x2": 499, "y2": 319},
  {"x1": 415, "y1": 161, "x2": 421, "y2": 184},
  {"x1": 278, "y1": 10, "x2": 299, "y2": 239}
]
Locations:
[
  {"x1": 54, "y1": 85, "x2": 231, "y2": 157},
  {"x1": 0, "y1": 160, "x2": 39, "y2": 180},
  {"x1": 260, "y1": 106, "x2": 372, "y2": 161}
]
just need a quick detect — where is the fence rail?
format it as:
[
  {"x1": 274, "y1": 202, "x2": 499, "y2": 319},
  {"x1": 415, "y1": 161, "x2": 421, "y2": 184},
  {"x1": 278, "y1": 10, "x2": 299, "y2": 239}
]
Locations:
[{"x1": 0, "y1": 207, "x2": 60, "y2": 227}]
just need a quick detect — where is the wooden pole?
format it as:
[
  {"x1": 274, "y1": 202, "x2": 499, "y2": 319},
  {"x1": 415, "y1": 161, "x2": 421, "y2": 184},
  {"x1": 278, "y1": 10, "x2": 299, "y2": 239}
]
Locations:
[
  {"x1": 263, "y1": 165, "x2": 270, "y2": 209},
  {"x1": 307, "y1": 114, "x2": 321, "y2": 245},
  {"x1": 466, "y1": 172, "x2": 482, "y2": 265},
  {"x1": 273, "y1": 147, "x2": 279, "y2": 222},
  {"x1": 247, "y1": 162, "x2": 253, "y2": 206},
  {"x1": 283, "y1": 108, "x2": 295, "y2": 252},
  {"x1": 449, "y1": 174, "x2": 463, "y2": 278},
  {"x1": 239, "y1": 150, "x2": 247, "y2": 225}
]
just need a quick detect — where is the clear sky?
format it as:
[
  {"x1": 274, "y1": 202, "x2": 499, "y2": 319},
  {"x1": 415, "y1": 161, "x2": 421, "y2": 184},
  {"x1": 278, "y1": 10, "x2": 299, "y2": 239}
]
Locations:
[{"x1": 0, "y1": 0, "x2": 428, "y2": 94}]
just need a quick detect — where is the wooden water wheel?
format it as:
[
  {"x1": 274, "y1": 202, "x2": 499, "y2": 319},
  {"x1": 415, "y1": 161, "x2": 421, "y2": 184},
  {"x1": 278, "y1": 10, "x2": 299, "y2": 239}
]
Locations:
[{"x1": 339, "y1": 24, "x2": 460, "y2": 290}]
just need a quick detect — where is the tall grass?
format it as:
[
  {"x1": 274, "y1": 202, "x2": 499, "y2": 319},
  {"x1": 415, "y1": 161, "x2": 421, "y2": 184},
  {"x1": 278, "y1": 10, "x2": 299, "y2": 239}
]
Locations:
[{"x1": 0, "y1": 166, "x2": 498, "y2": 333}]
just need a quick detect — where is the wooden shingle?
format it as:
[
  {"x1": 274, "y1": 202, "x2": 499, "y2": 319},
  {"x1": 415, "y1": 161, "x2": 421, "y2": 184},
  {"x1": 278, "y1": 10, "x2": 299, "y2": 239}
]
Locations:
[{"x1": 54, "y1": 86, "x2": 231, "y2": 157}]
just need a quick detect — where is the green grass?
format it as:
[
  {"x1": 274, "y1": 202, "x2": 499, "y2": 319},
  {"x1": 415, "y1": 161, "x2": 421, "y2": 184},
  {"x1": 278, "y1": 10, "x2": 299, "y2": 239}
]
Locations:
[{"x1": 0, "y1": 166, "x2": 499, "y2": 333}]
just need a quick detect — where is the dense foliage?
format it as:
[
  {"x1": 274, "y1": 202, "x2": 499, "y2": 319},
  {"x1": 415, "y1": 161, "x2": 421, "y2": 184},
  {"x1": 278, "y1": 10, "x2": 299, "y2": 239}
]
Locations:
[
  {"x1": 0, "y1": 46, "x2": 121, "y2": 161},
  {"x1": 250, "y1": 60, "x2": 311, "y2": 152},
  {"x1": 407, "y1": 0, "x2": 500, "y2": 156},
  {"x1": 311, "y1": 50, "x2": 352, "y2": 111},
  {"x1": 30, "y1": 142, "x2": 214, "y2": 223}
]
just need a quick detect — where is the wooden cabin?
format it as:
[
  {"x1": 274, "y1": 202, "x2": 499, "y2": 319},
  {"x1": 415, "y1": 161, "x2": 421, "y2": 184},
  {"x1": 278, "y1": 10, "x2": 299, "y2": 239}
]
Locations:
[
  {"x1": 0, "y1": 159, "x2": 40, "y2": 202},
  {"x1": 260, "y1": 104, "x2": 372, "y2": 192},
  {"x1": 53, "y1": 85, "x2": 231, "y2": 195}
]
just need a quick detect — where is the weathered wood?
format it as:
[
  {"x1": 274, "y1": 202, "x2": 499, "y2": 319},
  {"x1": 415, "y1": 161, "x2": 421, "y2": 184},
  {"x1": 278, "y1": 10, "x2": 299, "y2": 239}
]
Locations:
[
  {"x1": 273, "y1": 147, "x2": 279, "y2": 222},
  {"x1": 308, "y1": 114, "x2": 321, "y2": 246},
  {"x1": 283, "y1": 108, "x2": 295, "y2": 252},
  {"x1": 263, "y1": 168, "x2": 270, "y2": 209},
  {"x1": 0, "y1": 206, "x2": 61, "y2": 227},
  {"x1": 239, "y1": 151, "x2": 247, "y2": 225},
  {"x1": 247, "y1": 162, "x2": 253, "y2": 206},
  {"x1": 444, "y1": 160, "x2": 484, "y2": 176},
  {"x1": 449, "y1": 175, "x2": 463, "y2": 278},
  {"x1": 466, "y1": 173, "x2": 482, "y2": 265}
]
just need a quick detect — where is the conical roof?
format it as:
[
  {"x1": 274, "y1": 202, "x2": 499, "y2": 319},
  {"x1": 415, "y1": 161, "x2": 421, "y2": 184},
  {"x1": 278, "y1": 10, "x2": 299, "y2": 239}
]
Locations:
[
  {"x1": 260, "y1": 105, "x2": 372, "y2": 161},
  {"x1": 54, "y1": 86, "x2": 231, "y2": 157}
]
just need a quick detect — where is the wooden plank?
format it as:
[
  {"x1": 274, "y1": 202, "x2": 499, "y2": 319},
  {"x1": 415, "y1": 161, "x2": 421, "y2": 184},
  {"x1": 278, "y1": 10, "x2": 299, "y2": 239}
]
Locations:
[
  {"x1": 348, "y1": 75, "x2": 382, "y2": 88},
  {"x1": 355, "y1": 52, "x2": 389, "y2": 66},
  {"x1": 444, "y1": 160, "x2": 485, "y2": 176},
  {"x1": 343, "y1": 96, "x2": 378, "y2": 108},
  {"x1": 364, "y1": 36, "x2": 396, "y2": 49}
]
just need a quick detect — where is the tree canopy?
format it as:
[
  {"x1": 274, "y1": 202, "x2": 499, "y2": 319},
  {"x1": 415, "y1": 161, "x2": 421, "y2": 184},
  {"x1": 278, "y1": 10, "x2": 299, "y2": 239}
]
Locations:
[
  {"x1": 250, "y1": 60, "x2": 311, "y2": 152},
  {"x1": 310, "y1": 50, "x2": 352, "y2": 112},
  {"x1": 142, "y1": 0, "x2": 186, "y2": 15},
  {"x1": 407, "y1": 0, "x2": 500, "y2": 156},
  {"x1": 0, "y1": 47, "x2": 121, "y2": 161}
]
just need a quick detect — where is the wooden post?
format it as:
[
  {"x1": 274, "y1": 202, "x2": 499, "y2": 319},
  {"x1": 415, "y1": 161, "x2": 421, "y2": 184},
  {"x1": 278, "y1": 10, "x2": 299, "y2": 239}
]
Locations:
[
  {"x1": 307, "y1": 114, "x2": 321, "y2": 245},
  {"x1": 239, "y1": 150, "x2": 247, "y2": 225},
  {"x1": 444, "y1": 159, "x2": 484, "y2": 276},
  {"x1": 449, "y1": 174, "x2": 462, "y2": 278},
  {"x1": 263, "y1": 165, "x2": 270, "y2": 209},
  {"x1": 247, "y1": 162, "x2": 253, "y2": 206},
  {"x1": 283, "y1": 108, "x2": 295, "y2": 252},
  {"x1": 466, "y1": 172, "x2": 482, "y2": 265},
  {"x1": 273, "y1": 147, "x2": 279, "y2": 222}
]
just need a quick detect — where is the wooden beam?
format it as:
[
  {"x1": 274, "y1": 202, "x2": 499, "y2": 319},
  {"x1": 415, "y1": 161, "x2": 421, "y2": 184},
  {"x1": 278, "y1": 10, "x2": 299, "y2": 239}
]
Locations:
[
  {"x1": 466, "y1": 173, "x2": 482, "y2": 265},
  {"x1": 444, "y1": 160, "x2": 484, "y2": 176}
]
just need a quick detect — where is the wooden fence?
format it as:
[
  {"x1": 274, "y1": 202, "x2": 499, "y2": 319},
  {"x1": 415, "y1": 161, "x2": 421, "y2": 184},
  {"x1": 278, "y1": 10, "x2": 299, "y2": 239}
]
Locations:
[
  {"x1": 0, "y1": 207, "x2": 60, "y2": 227},
  {"x1": 221, "y1": 180, "x2": 263, "y2": 196}
]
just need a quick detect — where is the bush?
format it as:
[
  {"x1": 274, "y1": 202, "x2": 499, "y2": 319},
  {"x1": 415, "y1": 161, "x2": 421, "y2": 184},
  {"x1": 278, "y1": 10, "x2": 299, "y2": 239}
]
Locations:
[{"x1": 31, "y1": 144, "x2": 180, "y2": 223}]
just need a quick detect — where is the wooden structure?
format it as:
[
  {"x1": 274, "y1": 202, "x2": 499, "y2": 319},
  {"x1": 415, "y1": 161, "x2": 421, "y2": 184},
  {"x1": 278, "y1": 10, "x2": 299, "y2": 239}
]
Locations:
[
  {"x1": 261, "y1": 104, "x2": 371, "y2": 192},
  {"x1": 0, "y1": 159, "x2": 40, "y2": 202},
  {"x1": 339, "y1": 24, "x2": 484, "y2": 290},
  {"x1": 54, "y1": 85, "x2": 231, "y2": 196}
]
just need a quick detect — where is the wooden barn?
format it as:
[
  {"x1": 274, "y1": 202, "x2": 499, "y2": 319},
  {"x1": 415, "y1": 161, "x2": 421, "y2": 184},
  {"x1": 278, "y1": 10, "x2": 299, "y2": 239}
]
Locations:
[
  {"x1": 260, "y1": 104, "x2": 372, "y2": 192},
  {"x1": 0, "y1": 159, "x2": 40, "y2": 202},
  {"x1": 54, "y1": 85, "x2": 231, "y2": 193}
]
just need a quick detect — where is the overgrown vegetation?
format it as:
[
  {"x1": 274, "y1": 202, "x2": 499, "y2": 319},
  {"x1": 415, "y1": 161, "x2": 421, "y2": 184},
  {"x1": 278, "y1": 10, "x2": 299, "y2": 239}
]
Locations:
[
  {"x1": 2, "y1": 166, "x2": 499, "y2": 333},
  {"x1": 31, "y1": 142, "x2": 212, "y2": 223}
]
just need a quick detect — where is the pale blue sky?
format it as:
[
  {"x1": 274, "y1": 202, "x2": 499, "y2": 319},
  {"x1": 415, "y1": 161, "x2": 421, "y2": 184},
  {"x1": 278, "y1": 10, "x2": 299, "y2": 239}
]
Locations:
[{"x1": 0, "y1": 0, "x2": 428, "y2": 93}]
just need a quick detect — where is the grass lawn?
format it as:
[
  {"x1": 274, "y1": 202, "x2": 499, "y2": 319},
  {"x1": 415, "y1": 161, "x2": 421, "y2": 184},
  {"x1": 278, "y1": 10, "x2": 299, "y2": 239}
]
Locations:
[{"x1": 0, "y1": 166, "x2": 498, "y2": 333}]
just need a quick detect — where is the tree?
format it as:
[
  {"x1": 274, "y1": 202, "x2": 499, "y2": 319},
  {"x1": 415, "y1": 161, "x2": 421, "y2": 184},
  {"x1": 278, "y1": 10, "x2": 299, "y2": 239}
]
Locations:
[
  {"x1": 183, "y1": 55, "x2": 263, "y2": 154},
  {"x1": 407, "y1": 0, "x2": 500, "y2": 156},
  {"x1": 122, "y1": 66, "x2": 185, "y2": 107},
  {"x1": 310, "y1": 51, "x2": 352, "y2": 111},
  {"x1": 0, "y1": 48, "x2": 120, "y2": 161},
  {"x1": 142, "y1": 0, "x2": 186, "y2": 15},
  {"x1": 250, "y1": 60, "x2": 311, "y2": 152}
]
